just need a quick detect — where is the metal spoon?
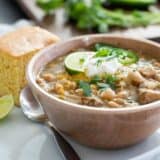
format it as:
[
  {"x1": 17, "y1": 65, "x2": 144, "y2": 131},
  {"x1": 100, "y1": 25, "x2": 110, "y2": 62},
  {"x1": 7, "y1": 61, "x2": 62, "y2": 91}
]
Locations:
[{"x1": 20, "y1": 86, "x2": 80, "y2": 160}]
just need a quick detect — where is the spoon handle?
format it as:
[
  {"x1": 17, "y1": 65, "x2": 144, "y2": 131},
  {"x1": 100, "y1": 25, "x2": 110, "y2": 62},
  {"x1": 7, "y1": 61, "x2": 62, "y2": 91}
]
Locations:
[{"x1": 47, "y1": 122, "x2": 81, "y2": 160}]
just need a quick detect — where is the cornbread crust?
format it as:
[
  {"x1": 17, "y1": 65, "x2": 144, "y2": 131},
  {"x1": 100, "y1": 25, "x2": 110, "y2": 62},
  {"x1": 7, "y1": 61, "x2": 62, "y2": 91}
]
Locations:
[
  {"x1": 0, "y1": 26, "x2": 59, "y2": 57},
  {"x1": 0, "y1": 26, "x2": 59, "y2": 105}
]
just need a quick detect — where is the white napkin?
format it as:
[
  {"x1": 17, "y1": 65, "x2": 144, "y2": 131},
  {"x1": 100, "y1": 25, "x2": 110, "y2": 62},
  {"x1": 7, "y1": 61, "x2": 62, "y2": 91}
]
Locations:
[{"x1": 131, "y1": 146, "x2": 160, "y2": 160}]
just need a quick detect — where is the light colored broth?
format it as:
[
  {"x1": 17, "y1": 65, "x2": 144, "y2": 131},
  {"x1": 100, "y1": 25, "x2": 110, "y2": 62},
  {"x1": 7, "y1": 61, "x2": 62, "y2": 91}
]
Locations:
[{"x1": 37, "y1": 47, "x2": 160, "y2": 108}]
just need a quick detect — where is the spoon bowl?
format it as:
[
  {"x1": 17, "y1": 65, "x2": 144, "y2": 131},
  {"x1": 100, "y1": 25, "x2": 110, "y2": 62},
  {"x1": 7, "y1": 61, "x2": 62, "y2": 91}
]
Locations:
[{"x1": 20, "y1": 86, "x2": 47, "y2": 122}]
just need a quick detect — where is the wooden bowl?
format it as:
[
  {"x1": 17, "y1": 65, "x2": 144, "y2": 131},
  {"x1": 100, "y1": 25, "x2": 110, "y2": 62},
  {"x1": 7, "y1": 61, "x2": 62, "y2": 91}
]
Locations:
[{"x1": 26, "y1": 34, "x2": 160, "y2": 149}]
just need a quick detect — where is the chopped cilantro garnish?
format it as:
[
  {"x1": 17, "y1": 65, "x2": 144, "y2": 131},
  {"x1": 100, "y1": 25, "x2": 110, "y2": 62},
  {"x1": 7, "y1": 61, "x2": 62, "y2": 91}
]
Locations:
[
  {"x1": 96, "y1": 59, "x2": 103, "y2": 67},
  {"x1": 90, "y1": 75, "x2": 102, "y2": 84},
  {"x1": 90, "y1": 74, "x2": 118, "y2": 91},
  {"x1": 118, "y1": 50, "x2": 139, "y2": 65},
  {"x1": 94, "y1": 43, "x2": 139, "y2": 65},
  {"x1": 94, "y1": 47, "x2": 111, "y2": 58},
  {"x1": 94, "y1": 43, "x2": 114, "y2": 51},
  {"x1": 97, "y1": 83, "x2": 110, "y2": 92},
  {"x1": 78, "y1": 80, "x2": 92, "y2": 96},
  {"x1": 105, "y1": 74, "x2": 117, "y2": 89}
]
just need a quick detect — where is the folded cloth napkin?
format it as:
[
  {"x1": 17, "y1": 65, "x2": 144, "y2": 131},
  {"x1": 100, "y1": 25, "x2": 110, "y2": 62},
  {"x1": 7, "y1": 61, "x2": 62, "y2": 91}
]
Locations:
[{"x1": 131, "y1": 146, "x2": 160, "y2": 160}]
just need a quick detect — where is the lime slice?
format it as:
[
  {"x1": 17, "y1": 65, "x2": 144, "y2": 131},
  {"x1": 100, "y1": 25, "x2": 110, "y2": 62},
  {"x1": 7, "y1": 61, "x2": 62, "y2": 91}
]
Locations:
[
  {"x1": 64, "y1": 51, "x2": 94, "y2": 74},
  {"x1": 0, "y1": 95, "x2": 14, "y2": 119}
]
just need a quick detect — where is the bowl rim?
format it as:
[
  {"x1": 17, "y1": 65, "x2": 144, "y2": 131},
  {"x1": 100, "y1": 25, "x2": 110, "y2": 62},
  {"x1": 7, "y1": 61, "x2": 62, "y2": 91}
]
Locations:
[{"x1": 26, "y1": 34, "x2": 160, "y2": 114}]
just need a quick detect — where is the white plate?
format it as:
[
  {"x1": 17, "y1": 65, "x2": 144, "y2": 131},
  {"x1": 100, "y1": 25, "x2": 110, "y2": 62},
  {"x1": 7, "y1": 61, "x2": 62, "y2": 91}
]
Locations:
[{"x1": 0, "y1": 108, "x2": 160, "y2": 160}]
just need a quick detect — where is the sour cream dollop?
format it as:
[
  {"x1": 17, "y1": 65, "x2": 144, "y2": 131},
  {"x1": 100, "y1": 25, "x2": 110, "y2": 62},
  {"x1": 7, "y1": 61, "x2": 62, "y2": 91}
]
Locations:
[{"x1": 85, "y1": 56, "x2": 122, "y2": 77}]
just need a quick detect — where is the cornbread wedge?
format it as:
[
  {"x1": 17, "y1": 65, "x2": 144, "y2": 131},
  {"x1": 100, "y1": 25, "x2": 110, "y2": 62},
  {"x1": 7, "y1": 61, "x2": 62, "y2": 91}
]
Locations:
[{"x1": 0, "y1": 26, "x2": 59, "y2": 105}]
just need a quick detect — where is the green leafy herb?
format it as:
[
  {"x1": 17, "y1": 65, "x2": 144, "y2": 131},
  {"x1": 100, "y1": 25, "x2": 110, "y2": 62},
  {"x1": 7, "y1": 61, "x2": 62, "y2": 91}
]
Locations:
[
  {"x1": 90, "y1": 75, "x2": 102, "y2": 84},
  {"x1": 105, "y1": 74, "x2": 117, "y2": 89},
  {"x1": 78, "y1": 80, "x2": 92, "y2": 96},
  {"x1": 36, "y1": 0, "x2": 160, "y2": 33},
  {"x1": 108, "y1": 0, "x2": 157, "y2": 7},
  {"x1": 94, "y1": 43, "x2": 139, "y2": 65},
  {"x1": 36, "y1": 0, "x2": 64, "y2": 13},
  {"x1": 97, "y1": 83, "x2": 110, "y2": 91},
  {"x1": 94, "y1": 47, "x2": 111, "y2": 57},
  {"x1": 96, "y1": 59, "x2": 103, "y2": 67},
  {"x1": 94, "y1": 43, "x2": 114, "y2": 51},
  {"x1": 118, "y1": 50, "x2": 139, "y2": 65}
]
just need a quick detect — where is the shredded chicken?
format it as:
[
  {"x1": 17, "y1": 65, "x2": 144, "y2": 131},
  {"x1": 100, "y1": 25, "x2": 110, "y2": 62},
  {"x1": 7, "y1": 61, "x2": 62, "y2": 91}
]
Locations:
[
  {"x1": 81, "y1": 96, "x2": 104, "y2": 107},
  {"x1": 138, "y1": 89, "x2": 160, "y2": 104},
  {"x1": 139, "y1": 67, "x2": 156, "y2": 78}
]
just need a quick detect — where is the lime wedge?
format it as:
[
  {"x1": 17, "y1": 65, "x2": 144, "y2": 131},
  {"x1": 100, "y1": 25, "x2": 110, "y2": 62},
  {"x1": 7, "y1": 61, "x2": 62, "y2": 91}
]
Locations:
[
  {"x1": 0, "y1": 95, "x2": 14, "y2": 119},
  {"x1": 64, "y1": 51, "x2": 94, "y2": 74}
]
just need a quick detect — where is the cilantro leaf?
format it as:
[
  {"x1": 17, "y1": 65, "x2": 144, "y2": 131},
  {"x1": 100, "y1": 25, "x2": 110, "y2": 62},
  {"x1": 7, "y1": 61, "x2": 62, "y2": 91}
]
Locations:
[
  {"x1": 105, "y1": 74, "x2": 117, "y2": 89},
  {"x1": 97, "y1": 83, "x2": 110, "y2": 91},
  {"x1": 90, "y1": 75, "x2": 102, "y2": 84},
  {"x1": 36, "y1": 0, "x2": 64, "y2": 12},
  {"x1": 94, "y1": 48, "x2": 111, "y2": 57},
  {"x1": 78, "y1": 80, "x2": 92, "y2": 96},
  {"x1": 94, "y1": 43, "x2": 114, "y2": 51}
]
